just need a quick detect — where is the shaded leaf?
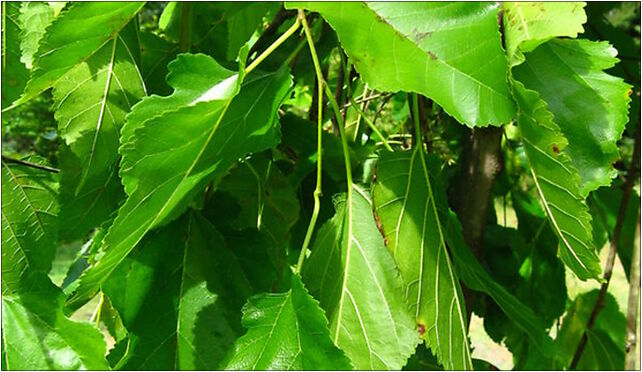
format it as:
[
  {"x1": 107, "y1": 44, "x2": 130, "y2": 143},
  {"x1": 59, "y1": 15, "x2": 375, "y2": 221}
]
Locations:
[
  {"x1": 138, "y1": 31, "x2": 179, "y2": 96},
  {"x1": 214, "y1": 153, "x2": 300, "y2": 274},
  {"x1": 589, "y1": 182, "x2": 640, "y2": 277},
  {"x1": 303, "y1": 185, "x2": 419, "y2": 369},
  {"x1": 372, "y1": 148, "x2": 472, "y2": 370},
  {"x1": 279, "y1": 113, "x2": 370, "y2": 186},
  {"x1": 555, "y1": 290, "x2": 626, "y2": 369},
  {"x1": 1, "y1": 160, "x2": 58, "y2": 292},
  {"x1": 287, "y1": 2, "x2": 515, "y2": 127},
  {"x1": 1, "y1": 161, "x2": 108, "y2": 370},
  {"x1": 104, "y1": 212, "x2": 263, "y2": 369},
  {"x1": 444, "y1": 212, "x2": 557, "y2": 357},
  {"x1": 158, "y1": 2, "x2": 277, "y2": 64},
  {"x1": 2, "y1": 2, "x2": 29, "y2": 107},
  {"x1": 222, "y1": 274, "x2": 352, "y2": 370}
]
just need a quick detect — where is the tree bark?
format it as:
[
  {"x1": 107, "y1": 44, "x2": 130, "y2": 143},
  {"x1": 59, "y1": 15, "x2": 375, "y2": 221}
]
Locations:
[{"x1": 451, "y1": 126, "x2": 504, "y2": 319}]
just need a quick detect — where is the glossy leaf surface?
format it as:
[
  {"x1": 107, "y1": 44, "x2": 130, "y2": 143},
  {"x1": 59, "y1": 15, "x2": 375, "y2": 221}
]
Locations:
[
  {"x1": 287, "y1": 2, "x2": 515, "y2": 127},
  {"x1": 503, "y1": 2, "x2": 587, "y2": 66},
  {"x1": 514, "y1": 39, "x2": 631, "y2": 194}
]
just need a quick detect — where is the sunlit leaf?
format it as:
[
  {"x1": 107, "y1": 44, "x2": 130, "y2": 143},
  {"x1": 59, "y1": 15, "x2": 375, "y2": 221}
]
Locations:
[
  {"x1": 303, "y1": 185, "x2": 419, "y2": 369},
  {"x1": 11, "y1": 2, "x2": 144, "y2": 107},
  {"x1": 372, "y1": 148, "x2": 472, "y2": 370},
  {"x1": 287, "y1": 2, "x2": 515, "y2": 127},
  {"x1": 513, "y1": 39, "x2": 631, "y2": 194},
  {"x1": 222, "y1": 274, "x2": 352, "y2": 370},
  {"x1": 511, "y1": 81, "x2": 600, "y2": 280},
  {"x1": 67, "y1": 54, "x2": 292, "y2": 309}
]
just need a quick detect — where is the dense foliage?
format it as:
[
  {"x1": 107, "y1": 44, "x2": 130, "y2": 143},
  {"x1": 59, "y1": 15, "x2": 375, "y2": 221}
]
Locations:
[{"x1": 1, "y1": 2, "x2": 640, "y2": 370}]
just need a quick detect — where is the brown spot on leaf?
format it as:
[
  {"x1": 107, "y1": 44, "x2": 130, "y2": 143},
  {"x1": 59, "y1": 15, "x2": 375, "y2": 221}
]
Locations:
[
  {"x1": 373, "y1": 210, "x2": 388, "y2": 246},
  {"x1": 552, "y1": 144, "x2": 560, "y2": 155},
  {"x1": 415, "y1": 30, "x2": 432, "y2": 41},
  {"x1": 428, "y1": 51, "x2": 438, "y2": 61},
  {"x1": 418, "y1": 323, "x2": 426, "y2": 337}
]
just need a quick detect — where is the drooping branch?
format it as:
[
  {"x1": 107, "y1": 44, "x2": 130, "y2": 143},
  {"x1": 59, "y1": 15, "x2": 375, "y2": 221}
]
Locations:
[{"x1": 570, "y1": 125, "x2": 641, "y2": 369}]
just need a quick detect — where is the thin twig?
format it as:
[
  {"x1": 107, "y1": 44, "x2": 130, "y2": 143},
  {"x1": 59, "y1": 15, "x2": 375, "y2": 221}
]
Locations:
[
  {"x1": 296, "y1": 10, "x2": 324, "y2": 274},
  {"x1": 247, "y1": 7, "x2": 296, "y2": 61},
  {"x1": 625, "y1": 208, "x2": 641, "y2": 370},
  {"x1": 341, "y1": 93, "x2": 390, "y2": 109},
  {"x1": 570, "y1": 125, "x2": 641, "y2": 368},
  {"x1": 1, "y1": 155, "x2": 59, "y2": 173},
  {"x1": 371, "y1": 94, "x2": 394, "y2": 128}
]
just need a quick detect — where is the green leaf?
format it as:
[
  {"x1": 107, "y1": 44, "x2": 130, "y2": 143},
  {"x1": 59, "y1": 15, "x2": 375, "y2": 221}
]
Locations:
[
  {"x1": 214, "y1": 153, "x2": 300, "y2": 272},
  {"x1": 67, "y1": 56, "x2": 292, "y2": 309},
  {"x1": 511, "y1": 81, "x2": 601, "y2": 280},
  {"x1": 502, "y1": 2, "x2": 587, "y2": 66},
  {"x1": 103, "y1": 212, "x2": 262, "y2": 369},
  {"x1": 578, "y1": 329, "x2": 625, "y2": 370},
  {"x1": 555, "y1": 290, "x2": 626, "y2": 369},
  {"x1": 2, "y1": 283, "x2": 109, "y2": 370},
  {"x1": 303, "y1": 185, "x2": 419, "y2": 370},
  {"x1": 120, "y1": 52, "x2": 242, "y2": 148},
  {"x1": 513, "y1": 39, "x2": 631, "y2": 194},
  {"x1": 371, "y1": 148, "x2": 472, "y2": 370},
  {"x1": 1, "y1": 161, "x2": 108, "y2": 370},
  {"x1": 158, "y1": 2, "x2": 277, "y2": 63},
  {"x1": 225, "y1": 3, "x2": 280, "y2": 61},
  {"x1": 2, "y1": 2, "x2": 29, "y2": 107},
  {"x1": 11, "y1": 2, "x2": 144, "y2": 107},
  {"x1": 54, "y1": 21, "x2": 146, "y2": 240},
  {"x1": 279, "y1": 113, "x2": 371, "y2": 186},
  {"x1": 18, "y1": 2, "x2": 58, "y2": 70},
  {"x1": 444, "y1": 211, "x2": 557, "y2": 357},
  {"x1": 222, "y1": 274, "x2": 352, "y2": 370},
  {"x1": 589, "y1": 182, "x2": 640, "y2": 277},
  {"x1": 138, "y1": 31, "x2": 178, "y2": 96},
  {"x1": 1, "y1": 160, "x2": 58, "y2": 293},
  {"x1": 287, "y1": 2, "x2": 515, "y2": 127}
]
